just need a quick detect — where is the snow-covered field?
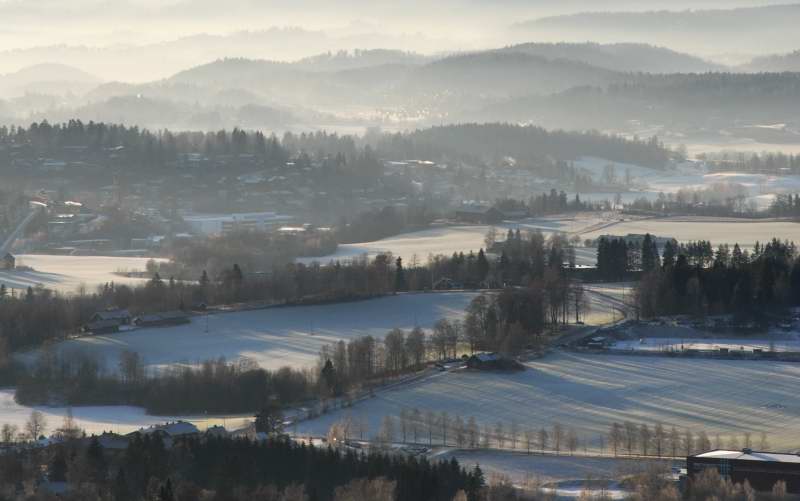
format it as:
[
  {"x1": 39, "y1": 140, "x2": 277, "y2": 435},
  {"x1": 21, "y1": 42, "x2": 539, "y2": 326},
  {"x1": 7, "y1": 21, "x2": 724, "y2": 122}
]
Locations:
[
  {"x1": 438, "y1": 449, "x2": 671, "y2": 482},
  {"x1": 613, "y1": 337, "x2": 800, "y2": 353},
  {"x1": 0, "y1": 389, "x2": 251, "y2": 436},
  {"x1": 575, "y1": 157, "x2": 800, "y2": 211},
  {"x1": 17, "y1": 292, "x2": 476, "y2": 372},
  {"x1": 580, "y1": 216, "x2": 800, "y2": 248},
  {"x1": 299, "y1": 215, "x2": 609, "y2": 266},
  {"x1": 0, "y1": 254, "x2": 160, "y2": 294},
  {"x1": 296, "y1": 351, "x2": 800, "y2": 449},
  {"x1": 436, "y1": 449, "x2": 673, "y2": 499}
]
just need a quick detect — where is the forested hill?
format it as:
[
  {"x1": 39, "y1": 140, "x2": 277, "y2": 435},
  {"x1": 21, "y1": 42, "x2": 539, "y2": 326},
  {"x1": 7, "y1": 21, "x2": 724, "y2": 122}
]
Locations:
[
  {"x1": 515, "y1": 4, "x2": 800, "y2": 55},
  {"x1": 495, "y1": 43, "x2": 724, "y2": 74},
  {"x1": 743, "y1": 50, "x2": 800, "y2": 73},
  {"x1": 410, "y1": 52, "x2": 619, "y2": 96},
  {"x1": 376, "y1": 123, "x2": 672, "y2": 169},
  {"x1": 0, "y1": 120, "x2": 673, "y2": 171},
  {"x1": 467, "y1": 72, "x2": 800, "y2": 131}
]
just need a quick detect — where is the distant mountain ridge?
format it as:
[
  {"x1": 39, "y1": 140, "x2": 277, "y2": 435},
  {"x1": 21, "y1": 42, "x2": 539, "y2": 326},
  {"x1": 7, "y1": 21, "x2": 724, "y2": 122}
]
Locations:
[
  {"x1": 496, "y1": 42, "x2": 725, "y2": 73},
  {"x1": 514, "y1": 4, "x2": 800, "y2": 55},
  {"x1": 742, "y1": 50, "x2": 800, "y2": 73},
  {"x1": 0, "y1": 63, "x2": 100, "y2": 97}
]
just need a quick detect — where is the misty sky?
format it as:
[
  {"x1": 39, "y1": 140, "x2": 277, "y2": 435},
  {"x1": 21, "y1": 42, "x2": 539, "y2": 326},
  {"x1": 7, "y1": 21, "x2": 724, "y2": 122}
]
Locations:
[{"x1": 0, "y1": 0, "x2": 790, "y2": 49}]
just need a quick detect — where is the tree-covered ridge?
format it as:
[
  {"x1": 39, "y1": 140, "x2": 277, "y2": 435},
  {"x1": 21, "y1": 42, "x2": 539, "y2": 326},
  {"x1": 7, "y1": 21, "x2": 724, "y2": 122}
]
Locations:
[
  {"x1": 0, "y1": 120, "x2": 673, "y2": 169},
  {"x1": 1, "y1": 433, "x2": 482, "y2": 501},
  {"x1": 377, "y1": 123, "x2": 672, "y2": 169}
]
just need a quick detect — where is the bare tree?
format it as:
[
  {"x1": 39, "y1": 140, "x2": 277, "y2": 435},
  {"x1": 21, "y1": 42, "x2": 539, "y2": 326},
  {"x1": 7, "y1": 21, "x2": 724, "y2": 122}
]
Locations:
[
  {"x1": 510, "y1": 420, "x2": 519, "y2": 450},
  {"x1": 623, "y1": 421, "x2": 637, "y2": 455},
  {"x1": 696, "y1": 430, "x2": 711, "y2": 453},
  {"x1": 25, "y1": 410, "x2": 46, "y2": 441},
  {"x1": 425, "y1": 410, "x2": 436, "y2": 446},
  {"x1": 742, "y1": 431, "x2": 752, "y2": 449},
  {"x1": 683, "y1": 429, "x2": 694, "y2": 456},
  {"x1": 399, "y1": 409, "x2": 409, "y2": 443},
  {"x1": 334, "y1": 478, "x2": 396, "y2": 501},
  {"x1": 467, "y1": 417, "x2": 478, "y2": 448},
  {"x1": 55, "y1": 407, "x2": 82, "y2": 441},
  {"x1": 609, "y1": 422, "x2": 623, "y2": 456},
  {"x1": 495, "y1": 421, "x2": 505, "y2": 448},
  {"x1": 639, "y1": 424, "x2": 651, "y2": 456},
  {"x1": 669, "y1": 426, "x2": 680, "y2": 458},
  {"x1": 119, "y1": 350, "x2": 144, "y2": 384},
  {"x1": 759, "y1": 431, "x2": 770, "y2": 450},
  {"x1": 567, "y1": 428, "x2": 579, "y2": 455},
  {"x1": 378, "y1": 415, "x2": 394, "y2": 448},
  {"x1": 552, "y1": 423, "x2": 564, "y2": 455},
  {"x1": 1, "y1": 424, "x2": 18, "y2": 443},
  {"x1": 440, "y1": 411, "x2": 449, "y2": 446},
  {"x1": 524, "y1": 430, "x2": 533, "y2": 455},
  {"x1": 654, "y1": 423, "x2": 665, "y2": 457},
  {"x1": 481, "y1": 424, "x2": 491, "y2": 449},
  {"x1": 537, "y1": 427, "x2": 549, "y2": 453},
  {"x1": 410, "y1": 408, "x2": 421, "y2": 443},
  {"x1": 454, "y1": 416, "x2": 466, "y2": 448}
]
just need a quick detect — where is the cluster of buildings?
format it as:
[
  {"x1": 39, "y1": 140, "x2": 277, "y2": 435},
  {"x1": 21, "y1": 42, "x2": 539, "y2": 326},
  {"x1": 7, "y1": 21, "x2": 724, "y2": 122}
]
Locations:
[
  {"x1": 82, "y1": 308, "x2": 191, "y2": 335},
  {"x1": 688, "y1": 449, "x2": 800, "y2": 493}
]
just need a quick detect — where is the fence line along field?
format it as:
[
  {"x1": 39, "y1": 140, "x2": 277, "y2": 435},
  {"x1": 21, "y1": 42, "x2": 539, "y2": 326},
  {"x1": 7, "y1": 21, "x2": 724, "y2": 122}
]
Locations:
[
  {"x1": 17, "y1": 292, "x2": 476, "y2": 372},
  {"x1": 297, "y1": 351, "x2": 800, "y2": 450}
]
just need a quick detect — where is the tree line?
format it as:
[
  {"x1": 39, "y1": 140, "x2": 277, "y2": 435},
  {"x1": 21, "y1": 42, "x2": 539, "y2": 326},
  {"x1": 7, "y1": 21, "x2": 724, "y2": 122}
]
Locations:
[
  {"x1": 376, "y1": 123, "x2": 673, "y2": 170},
  {"x1": 0, "y1": 433, "x2": 483, "y2": 501},
  {"x1": 637, "y1": 237, "x2": 800, "y2": 319}
]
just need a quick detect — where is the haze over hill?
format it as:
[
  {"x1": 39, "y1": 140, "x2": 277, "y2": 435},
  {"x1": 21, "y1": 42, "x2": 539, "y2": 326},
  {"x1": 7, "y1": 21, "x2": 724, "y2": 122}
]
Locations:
[{"x1": 515, "y1": 4, "x2": 800, "y2": 60}]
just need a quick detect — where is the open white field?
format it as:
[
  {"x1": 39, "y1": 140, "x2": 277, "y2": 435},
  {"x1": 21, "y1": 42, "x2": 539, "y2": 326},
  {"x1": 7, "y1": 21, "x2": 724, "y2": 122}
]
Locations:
[
  {"x1": 613, "y1": 337, "x2": 800, "y2": 353},
  {"x1": 296, "y1": 351, "x2": 800, "y2": 449},
  {"x1": 575, "y1": 157, "x2": 800, "y2": 211},
  {"x1": 299, "y1": 214, "x2": 609, "y2": 266},
  {"x1": 436, "y1": 449, "x2": 674, "y2": 498},
  {"x1": 0, "y1": 254, "x2": 161, "y2": 294},
  {"x1": 0, "y1": 389, "x2": 252, "y2": 436},
  {"x1": 17, "y1": 292, "x2": 476, "y2": 372},
  {"x1": 437, "y1": 449, "x2": 672, "y2": 482},
  {"x1": 580, "y1": 216, "x2": 800, "y2": 248}
]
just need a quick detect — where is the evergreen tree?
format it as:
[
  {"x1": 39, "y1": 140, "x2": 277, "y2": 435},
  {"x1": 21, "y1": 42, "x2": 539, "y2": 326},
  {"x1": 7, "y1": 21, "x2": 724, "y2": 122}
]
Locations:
[{"x1": 394, "y1": 257, "x2": 407, "y2": 292}]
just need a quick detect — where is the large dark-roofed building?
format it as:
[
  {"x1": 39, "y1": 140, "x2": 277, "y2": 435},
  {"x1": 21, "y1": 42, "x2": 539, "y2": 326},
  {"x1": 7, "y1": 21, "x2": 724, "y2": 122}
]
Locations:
[{"x1": 688, "y1": 449, "x2": 800, "y2": 493}]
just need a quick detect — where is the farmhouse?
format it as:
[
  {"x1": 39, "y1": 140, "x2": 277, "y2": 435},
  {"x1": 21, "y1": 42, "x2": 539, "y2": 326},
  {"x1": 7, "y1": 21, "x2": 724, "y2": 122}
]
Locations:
[
  {"x1": 83, "y1": 308, "x2": 132, "y2": 334},
  {"x1": 433, "y1": 277, "x2": 463, "y2": 290},
  {"x1": 132, "y1": 421, "x2": 199, "y2": 439},
  {"x1": 688, "y1": 449, "x2": 800, "y2": 493},
  {"x1": 82, "y1": 319, "x2": 121, "y2": 335},
  {"x1": 134, "y1": 310, "x2": 191, "y2": 328},
  {"x1": 466, "y1": 352, "x2": 523, "y2": 371},
  {"x1": 1, "y1": 253, "x2": 14, "y2": 270},
  {"x1": 454, "y1": 205, "x2": 504, "y2": 224},
  {"x1": 90, "y1": 309, "x2": 132, "y2": 325}
]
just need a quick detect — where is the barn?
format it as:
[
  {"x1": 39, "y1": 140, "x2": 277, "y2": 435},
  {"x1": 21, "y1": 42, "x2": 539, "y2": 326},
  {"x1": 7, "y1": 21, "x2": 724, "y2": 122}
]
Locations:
[{"x1": 688, "y1": 449, "x2": 800, "y2": 493}]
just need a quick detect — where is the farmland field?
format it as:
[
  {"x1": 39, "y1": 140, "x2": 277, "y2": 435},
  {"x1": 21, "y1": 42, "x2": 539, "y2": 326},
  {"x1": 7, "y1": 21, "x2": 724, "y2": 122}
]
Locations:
[
  {"x1": 0, "y1": 254, "x2": 160, "y2": 294},
  {"x1": 580, "y1": 216, "x2": 800, "y2": 248},
  {"x1": 296, "y1": 351, "x2": 800, "y2": 450},
  {"x1": 436, "y1": 449, "x2": 674, "y2": 498},
  {"x1": 17, "y1": 292, "x2": 477, "y2": 372},
  {"x1": 0, "y1": 389, "x2": 251, "y2": 436},
  {"x1": 298, "y1": 214, "x2": 610, "y2": 266}
]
